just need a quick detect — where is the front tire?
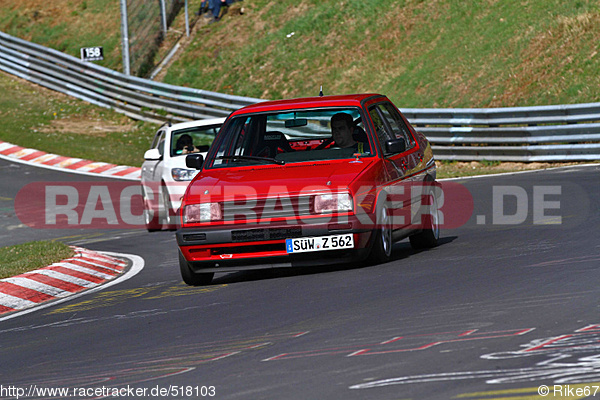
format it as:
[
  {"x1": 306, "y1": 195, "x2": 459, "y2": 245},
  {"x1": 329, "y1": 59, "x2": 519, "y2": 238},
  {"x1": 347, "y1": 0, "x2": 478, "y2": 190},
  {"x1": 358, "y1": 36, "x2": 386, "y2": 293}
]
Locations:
[
  {"x1": 368, "y1": 200, "x2": 393, "y2": 264},
  {"x1": 179, "y1": 250, "x2": 214, "y2": 286}
]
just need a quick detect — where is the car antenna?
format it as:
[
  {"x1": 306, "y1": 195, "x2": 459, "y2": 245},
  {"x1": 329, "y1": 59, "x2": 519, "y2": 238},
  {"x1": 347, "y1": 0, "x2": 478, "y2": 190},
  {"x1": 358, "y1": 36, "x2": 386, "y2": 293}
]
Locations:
[{"x1": 319, "y1": 85, "x2": 323, "y2": 97}]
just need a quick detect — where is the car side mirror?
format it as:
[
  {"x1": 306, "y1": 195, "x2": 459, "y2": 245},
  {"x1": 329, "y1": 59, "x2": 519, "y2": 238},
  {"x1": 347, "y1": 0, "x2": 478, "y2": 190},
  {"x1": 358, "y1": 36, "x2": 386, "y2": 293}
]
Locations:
[
  {"x1": 186, "y1": 153, "x2": 204, "y2": 170},
  {"x1": 384, "y1": 138, "x2": 406, "y2": 155},
  {"x1": 144, "y1": 148, "x2": 162, "y2": 161}
]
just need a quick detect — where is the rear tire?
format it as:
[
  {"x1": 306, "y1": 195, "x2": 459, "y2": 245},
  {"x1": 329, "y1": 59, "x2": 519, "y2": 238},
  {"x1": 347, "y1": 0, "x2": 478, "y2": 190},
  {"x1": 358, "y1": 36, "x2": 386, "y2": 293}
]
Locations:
[
  {"x1": 409, "y1": 186, "x2": 440, "y2": 249},
  {"x1": 179, "y1": 250, "x2": 214, "y2": 286}
]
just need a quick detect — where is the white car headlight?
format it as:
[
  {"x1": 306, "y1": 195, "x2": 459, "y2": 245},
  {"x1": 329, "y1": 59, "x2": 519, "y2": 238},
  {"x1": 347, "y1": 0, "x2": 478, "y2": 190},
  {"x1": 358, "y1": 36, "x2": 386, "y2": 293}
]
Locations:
[
  {"x1": 183, "y1": 203, "x2": 222, "y2": 223},
  {"x1": 314, "y1": 193, "x2": 353, "y2": 214},
  {"x1": 171, "y1": 168, "x2": 198, "y2": 181}
]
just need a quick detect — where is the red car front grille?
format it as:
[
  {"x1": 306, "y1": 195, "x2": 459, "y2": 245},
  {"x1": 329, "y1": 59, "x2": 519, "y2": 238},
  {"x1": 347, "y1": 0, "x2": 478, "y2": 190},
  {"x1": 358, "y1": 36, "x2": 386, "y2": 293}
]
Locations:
[{"x1": 231, "y1": 227, "x2": 302, "y2": 242}]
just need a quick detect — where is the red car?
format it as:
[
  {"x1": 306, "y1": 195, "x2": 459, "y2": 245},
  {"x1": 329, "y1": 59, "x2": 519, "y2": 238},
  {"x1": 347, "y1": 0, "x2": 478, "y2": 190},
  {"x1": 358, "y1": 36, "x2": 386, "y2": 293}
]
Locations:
[{"x1": 177, "y1": 94, "x2": 441, "y2": 285}]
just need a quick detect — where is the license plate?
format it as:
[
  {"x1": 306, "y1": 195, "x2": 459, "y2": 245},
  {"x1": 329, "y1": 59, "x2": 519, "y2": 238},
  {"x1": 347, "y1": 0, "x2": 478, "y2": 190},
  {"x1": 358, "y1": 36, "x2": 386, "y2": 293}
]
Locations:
[{"x1": 286, "y1": 234, "x2": 354, "y2": 254}]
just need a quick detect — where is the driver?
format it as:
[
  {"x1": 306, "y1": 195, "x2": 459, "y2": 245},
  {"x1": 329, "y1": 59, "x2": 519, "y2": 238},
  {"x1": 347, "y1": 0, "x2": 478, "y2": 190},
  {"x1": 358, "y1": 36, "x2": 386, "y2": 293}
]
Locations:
[
  {"x1": 175, "y1": 134, "x2": 199, "y2": 154},
  {"x1": 331, "y1": 113, "x2": 366, "y2": 152}
]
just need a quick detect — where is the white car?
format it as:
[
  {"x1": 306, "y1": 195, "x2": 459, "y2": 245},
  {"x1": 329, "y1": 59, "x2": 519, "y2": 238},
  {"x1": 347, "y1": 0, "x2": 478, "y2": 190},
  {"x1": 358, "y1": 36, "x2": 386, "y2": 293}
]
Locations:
[{"x1": 141, "y1": 118, "x2": 224, "y2": 231}]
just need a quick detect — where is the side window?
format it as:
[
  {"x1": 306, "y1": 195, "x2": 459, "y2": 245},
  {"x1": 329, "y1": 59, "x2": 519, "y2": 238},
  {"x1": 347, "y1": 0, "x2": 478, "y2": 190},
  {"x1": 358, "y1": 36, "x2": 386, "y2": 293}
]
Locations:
[
  {"x1": 150, "y1": 130, "x2": 164, "y2": 149},
  {"x1": 212, "y1": 117, "x2": 251, "y2": 166},
  {"x1": 379, "y1": 103, "x2": 415, "y2": 146},
  {"x1": 150, "y1": 130, "x2": 166, "y2": 157},
  {"x1": 368, "y1": 106, "x2": 394, "y2": 146},
  {"x1": 157, "y1": 134, "x2": 166, "y2": 157}
]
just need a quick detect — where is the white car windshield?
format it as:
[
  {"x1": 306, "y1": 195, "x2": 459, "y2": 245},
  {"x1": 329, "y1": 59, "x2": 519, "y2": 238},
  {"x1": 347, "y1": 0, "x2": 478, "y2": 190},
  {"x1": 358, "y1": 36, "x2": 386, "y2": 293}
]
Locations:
[{"x1": 171, "y1": 125, "x2": 220, "y2": 157}]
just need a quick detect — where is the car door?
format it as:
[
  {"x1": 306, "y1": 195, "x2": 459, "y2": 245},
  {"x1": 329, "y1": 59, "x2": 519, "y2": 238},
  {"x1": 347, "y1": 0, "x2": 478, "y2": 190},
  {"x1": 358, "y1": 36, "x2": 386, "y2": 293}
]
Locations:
[
  {"x1": 367, "y1": 102, "x2": 420, "y2": 230},
  {"x1": 141, "y1": 129, "x2": 166, "y2": 201}
]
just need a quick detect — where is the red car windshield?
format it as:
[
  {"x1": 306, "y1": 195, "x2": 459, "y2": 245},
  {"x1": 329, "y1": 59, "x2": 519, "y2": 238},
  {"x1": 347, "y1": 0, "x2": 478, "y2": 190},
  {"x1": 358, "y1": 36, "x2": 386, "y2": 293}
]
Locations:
[{"x1": 206, "y1": 107, "x2": 373, "y2": 168}]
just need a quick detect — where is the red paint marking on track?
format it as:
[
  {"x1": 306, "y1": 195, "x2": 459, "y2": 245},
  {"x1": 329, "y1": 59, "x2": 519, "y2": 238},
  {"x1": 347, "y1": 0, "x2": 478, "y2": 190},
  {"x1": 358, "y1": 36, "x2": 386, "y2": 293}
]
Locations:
[
  {"x1": 576, "y1": 324, "x2": 600, "y2": 332},
  {"x1": 262, "y1": 328, "x2": 535, "y2": 361},
  {"x1": 0, "y1": 245, "x2": 128, "y2": 318},
  {"x1": 0, "y1": 282, "x2": 54, "y2": 303},
  {"x1": 88, "y1": 163, "x2": 118, "y2": 173},
  {"x1": 523, "y1": 335, "x2": 573, "y2": 352},
  {"x1": 43, "y1": 266, "x2": 105, "y2": 284},
  {"x1": 516, "y1": 328, "x2": 536, "y2": 335},
  {"x1": 21, "y1": 151, "x2": 47, "y2": 161},
  {"x1": 113, "y1": 167, "x2": 141, "y2": 176},
  {"x1": 249, "y1": 343, "x2": 271, "y2": 349},
  {"x1": 460, "y1": 328, "x2": 534, "y2": 338},
  {"x1": 79, "y1": 256, "x2": 126, "y2": 270},
  {"x1": 380, "y1": 337, "x2": 403, "y2": 345},
  {"x1": 209, "y1": 352, "x2": 241, "y2": 362},
  {"x1": 80, "y1": 251, "x2": 127, "y2": 263},
  {"x1": 65, "y1": 159, "x2": 94, "y2": 170},
  {"x1": 23, "y1": 273, "x2": 86, "y2": 293},
  {"x1": 394, "y1": 329, "x2": 488, "y2": 338},
  {"x1": 262, "y1": 354, "x2": 289, "y2": 362},
  {"x1": 0, "y1": 305, "x2": 17, "y2": 314},
  {"x1": 0, "y1": 146, "x2": 24, "y2": 156},
  {"x1": 41, "y1": 156, "x2": 70, "y2": 166},
  {"x1": 347, "y1": 349, "x2": 370, "y2": 357},
  {"x1": 67, "y1": 260, "x2": 120, "y2": 275}
]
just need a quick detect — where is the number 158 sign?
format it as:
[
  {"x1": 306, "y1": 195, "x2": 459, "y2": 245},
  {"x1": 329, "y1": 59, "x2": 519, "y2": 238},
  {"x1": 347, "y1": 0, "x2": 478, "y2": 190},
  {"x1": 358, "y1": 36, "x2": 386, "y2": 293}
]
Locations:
[{"x1": 80, "y1": 46, "x2": 104, "y2": 61}]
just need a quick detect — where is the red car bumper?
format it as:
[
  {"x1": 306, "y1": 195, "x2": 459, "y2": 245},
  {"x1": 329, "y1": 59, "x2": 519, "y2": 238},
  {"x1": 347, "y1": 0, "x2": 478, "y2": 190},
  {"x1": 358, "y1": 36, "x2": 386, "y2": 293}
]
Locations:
[{"x1": 176, "y1": 216, "x2": 375, "y2": 273}]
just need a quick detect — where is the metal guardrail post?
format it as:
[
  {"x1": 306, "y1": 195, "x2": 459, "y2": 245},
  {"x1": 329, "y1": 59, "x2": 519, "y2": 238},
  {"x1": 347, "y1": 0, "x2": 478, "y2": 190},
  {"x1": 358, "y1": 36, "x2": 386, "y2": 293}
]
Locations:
[
  {"x1": 185, "y1": 0, "x2": 190, "y2": 37},
  {"x1": 159, "y1": 0, "x2": 168, "y2": 36},
  {"x1": 119, "y1": 0, "x2": 131, "y2": 76}
]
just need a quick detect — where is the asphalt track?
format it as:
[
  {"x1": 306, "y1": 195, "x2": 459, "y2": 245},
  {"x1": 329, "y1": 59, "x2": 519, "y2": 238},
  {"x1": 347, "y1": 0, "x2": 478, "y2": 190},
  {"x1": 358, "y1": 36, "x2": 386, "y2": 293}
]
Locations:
[{"x1": 0, "y1": 158, "x2": 599, "y2": 399}]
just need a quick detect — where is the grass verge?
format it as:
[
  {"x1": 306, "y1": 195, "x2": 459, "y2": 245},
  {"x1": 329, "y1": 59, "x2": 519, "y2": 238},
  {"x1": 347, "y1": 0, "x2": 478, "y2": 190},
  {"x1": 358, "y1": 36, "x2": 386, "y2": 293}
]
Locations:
[
  {"x1": 163, "y1": 0, "x2": 600, "y2": 107},
  {"x1": 0, "y1": 241, "x2": 74, "y2": 279},
  {"x1": 434, "y1": 161, "x2": 588, "y2": 180},
  {"x1": 0, "y1": 71, "x2": 158, "y2": 167}
]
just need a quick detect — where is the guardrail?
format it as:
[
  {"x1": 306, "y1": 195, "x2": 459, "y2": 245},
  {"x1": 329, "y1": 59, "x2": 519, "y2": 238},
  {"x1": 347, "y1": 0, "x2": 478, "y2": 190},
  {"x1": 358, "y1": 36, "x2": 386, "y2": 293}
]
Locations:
[
  {"x1": 0, "y1": 31, "x2": 262, "y2": 124},
  {"x1": 402, "y1": 106, "x2": 600, "y2": 161},
  {"x1": 1, "y1": 31, "x2": 599, "y2": 162}
]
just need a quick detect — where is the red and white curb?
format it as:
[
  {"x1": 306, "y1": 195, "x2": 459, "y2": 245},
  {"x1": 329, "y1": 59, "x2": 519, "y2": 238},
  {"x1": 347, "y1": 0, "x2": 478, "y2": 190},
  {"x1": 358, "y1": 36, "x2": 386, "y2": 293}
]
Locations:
[
  {"x1": 0, "y1": 140, "x2": 141, "y2": 181},
  {"x1": 0, "y1": 247, "x2": 143, "y2": 319}
]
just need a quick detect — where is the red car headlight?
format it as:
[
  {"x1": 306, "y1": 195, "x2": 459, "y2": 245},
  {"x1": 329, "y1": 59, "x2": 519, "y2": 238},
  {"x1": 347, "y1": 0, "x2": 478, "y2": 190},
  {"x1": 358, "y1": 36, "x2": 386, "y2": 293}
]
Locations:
[
  {"x1": 183, "y1": 203, "x2": 222, "y2": 223},
  {"x1": 314, "y1": 193, "x2": 353, "y2": 214}
]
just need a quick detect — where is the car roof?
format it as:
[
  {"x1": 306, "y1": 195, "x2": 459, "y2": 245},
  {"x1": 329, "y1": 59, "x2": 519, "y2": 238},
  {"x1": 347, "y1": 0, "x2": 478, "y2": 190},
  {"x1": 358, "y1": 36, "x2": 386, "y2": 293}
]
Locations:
[
  {"x1": 231, "y1": 94, "x2": 386, "y2": 116},
  {"x1": 165, "y1": 117, "x2": 226, "y2": 131}
]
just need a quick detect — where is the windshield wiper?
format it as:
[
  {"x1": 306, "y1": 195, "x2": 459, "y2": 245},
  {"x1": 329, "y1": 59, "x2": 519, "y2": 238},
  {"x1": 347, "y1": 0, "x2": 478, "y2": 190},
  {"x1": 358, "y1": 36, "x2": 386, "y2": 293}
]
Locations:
[{"x1": 216, "y1": 155, "x2": 285, "y2": 165}]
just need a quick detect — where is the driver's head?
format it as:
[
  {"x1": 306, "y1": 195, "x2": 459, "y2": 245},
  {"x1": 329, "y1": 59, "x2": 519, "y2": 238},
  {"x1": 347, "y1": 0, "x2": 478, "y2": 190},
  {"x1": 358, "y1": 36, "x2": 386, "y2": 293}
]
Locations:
[
  {"x1": 176, "y1": 134, "x2": 193, "y2": 149},
  {"x1": 331, "y1": 113, "x2": 355, "y2": 148}
]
